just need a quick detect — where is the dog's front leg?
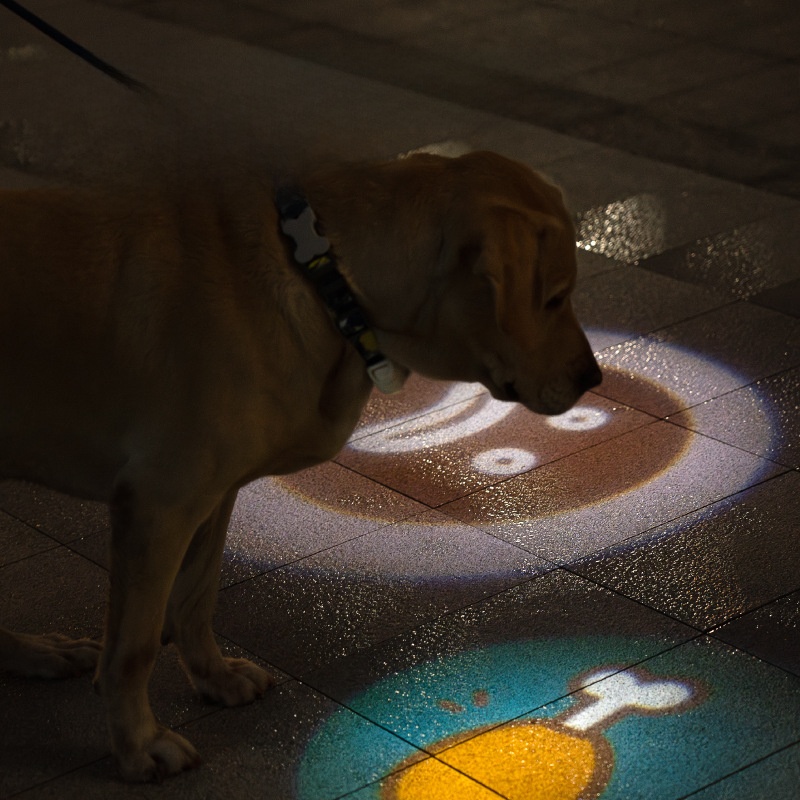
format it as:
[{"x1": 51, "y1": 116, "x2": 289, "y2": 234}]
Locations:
[
  {"x1": 164, "y1": 489, "x2": 274, "y2": 705},
  {"x1": 96, "y1": 485, "x2": 208, "y2": 782}
]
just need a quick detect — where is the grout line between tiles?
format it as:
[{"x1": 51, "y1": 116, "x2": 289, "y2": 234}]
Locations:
[
  {"x1": 703, "y1": 635, "x2": 800, "y2": 683},
  {"x1": 219, "y1": 517, "x2": 423, "y2": 591},
  {"x1": 0, "y1": 539, "x2": 64, "y2": 571},
  {"x1": 283, "y1": 566, "x2": 557, "y2": 676},
  {"x1": 415, "y1": 415, "x2": 668, "y2": 512},
  {"x1": 593, "y1": 299, "x2": 743, "y2": 350},
  {"x1": 326, "y1": 460, "x2": 437, "y2": 512},
  {"x1": 558, "y1": 563, "x2": 709, "y2": 634},
  {"x1": 676, "y1": 740, "x2": 800, "y2": 800},
  {"x1": 8, "y1": 755, "x2": 114, "y2": 798},
  {"x1": 0, "y1": 507, "x2": 75, "y2": 545},
  {"x1": 559, "y1": 466, "x2": 799, "y2": 576},
  {"x1": 336, "y1": 755, "x2": 511, "y2": 800},
  {"x1": 661, "y1": 418, "x2": 796, "y2": 473}
]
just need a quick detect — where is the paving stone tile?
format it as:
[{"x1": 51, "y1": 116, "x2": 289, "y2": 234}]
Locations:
[
  {"x1": 551, "y1": 150, "x2": 796, "y2": 261},
  {"x1": 9, "y1": 681, "x2": 419, "y2": 800},
  {"x1": 686, "y1": 743, "x2": 800, "y2": 800},
  {"x1": 0, "y1": 481, "x2": 109, "y2": 544},
  {"x1": 573, "y1": 265, "x2": 729, "y2": 351},
  {"x1": 713, "y1": 591, "x2": 800, "y2": 679},
  {"x1": 403, "y1": 6, "x2": 682, "y2": 82},
  {"x1": 669, "y1": 366, "x2": 800, "y2": 469},
  {"x1": 440, "y1": 421, "x2": 770, "y2": 563},
  {"x1": 571, "y1": 472, "x2": 800, "y2": 631},
  {"x1": 565, "y1": 42, "x2": 771, "y2": 104},
  {"x1": 0, "y1": 547, "x2": 106, "y2": 795},
  {"x1": 341, "y1": 758, "x2": 506, "y2": 799},
  {"x1": 750, "y1": 278, "x2": 800, "y2": 319},
  {"x1": 437, "y1": 637, "x2": 800, "y2": 799},
  {"x1": 545, "y1": 0, "x2": 794, "y2": 35},
  {"x1": 302, "y1": 570, "x2": 695, "y2": 747},
  {"x1": 0, "y1": 546, "x2": 106, "y2": 641},
  {"x1": 215, "y1": 511, "x2": 548, "y2": 676},
  {"x1": 222, "y1": 463, "x2": 425, "y2": 586},
  {"x1": 595, "y1": 302, "x2": 800, "y2": 417},
  {"x1": 0, "y1": 510, "x2": 58, "y2": 566},
  {"x1": 640, "y1": 207, "x2": 800, "y2": 299},
  {"x1": 338, "y1": 382, "x2": 654, "y2": 508},
  {"x1": 647, "y1": 63, "x2": 800, "y2": 130}
]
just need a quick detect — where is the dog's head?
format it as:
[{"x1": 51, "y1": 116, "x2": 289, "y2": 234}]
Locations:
[
  {"x1": 374, "y1": 152, "x2": 600, "y2": 414},
  {"x1": 310, "y1": 150, "x2": 601, "y2": 415}
]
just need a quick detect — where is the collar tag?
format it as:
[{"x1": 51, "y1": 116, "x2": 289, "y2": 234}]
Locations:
[
  {"x1": 367, "y1": 358, "x2": 406, "y2": 394},
  {"x1": 280, "y1": 204, "x2": 330, "y2": 264}
]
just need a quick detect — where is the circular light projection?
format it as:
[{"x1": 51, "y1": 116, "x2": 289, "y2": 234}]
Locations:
[
  {"x1": 230, "y1": 331, "x2": 776, "y2": 579},
  {"x1": 296, "y1": 635, "x2": 799, "y2": 800}
]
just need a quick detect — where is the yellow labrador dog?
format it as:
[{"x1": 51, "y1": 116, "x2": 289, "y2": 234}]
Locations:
[{"x1": 0, "y1": 151, "x2": 600, "y2": 780}]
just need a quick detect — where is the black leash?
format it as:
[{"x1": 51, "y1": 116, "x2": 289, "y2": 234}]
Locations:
[{"x1": 1, "y1": 0, "x2": 149, "y2": 92}]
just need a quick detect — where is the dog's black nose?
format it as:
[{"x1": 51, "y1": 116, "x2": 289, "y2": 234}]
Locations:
[{"x1": 579, "y1": 362, "x2": 603, "y2": 393}]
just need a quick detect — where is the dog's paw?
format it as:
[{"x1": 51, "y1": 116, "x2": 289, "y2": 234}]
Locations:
[
  {"x1": 193, "y1": 657, "x2": 275, "y2": 706},
  {"x1": 2, "y1": 631, "x2": 101, "y2": 678},
  {"x1": 116, "y1": 727, "x2": 201, "y2": 783}
]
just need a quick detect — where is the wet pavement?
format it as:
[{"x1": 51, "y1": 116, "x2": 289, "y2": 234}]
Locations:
[{"x1": 1, "y1": 1, "x2": 799, "y2": 798}]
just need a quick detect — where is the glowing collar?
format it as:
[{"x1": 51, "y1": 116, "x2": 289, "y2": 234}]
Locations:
[{"x1": 276, "y1": 189, "x2": 404, "y2": 394}]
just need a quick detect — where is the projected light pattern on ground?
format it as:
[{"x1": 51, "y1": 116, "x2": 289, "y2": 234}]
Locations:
[
  {"x1": 231, "y1": 330, "x2": 775, "y2": 580},
  {"x1": 350, "y1": 381, "x2": 518, "y2": 456},
  {"x1": 281, "y1": 344, "x2": 696, "y2": 517},
  {"x1": 382, "y1": 665, "x2": 701, "y2": 800},
  {"x1": 276, "y1": 166, "x2": 786, "y2": 797},
  {"x1": 295, "y1": 635, "x2": 800, "y2": 800}
]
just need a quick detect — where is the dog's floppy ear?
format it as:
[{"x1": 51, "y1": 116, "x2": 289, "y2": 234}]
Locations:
[{"x1": 467, "y1": 205, "x2": 563, "y2": 336}]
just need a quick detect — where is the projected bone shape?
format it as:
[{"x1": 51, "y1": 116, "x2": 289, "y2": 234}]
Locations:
[
  {"x1": 561, "y1": 667, "x2": 696, "y2": 732},
  {"x1": 383, "y1": 667, "x2": 700, "y2": 800}
]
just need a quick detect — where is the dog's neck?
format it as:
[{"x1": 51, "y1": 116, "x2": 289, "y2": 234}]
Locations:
[
  {"x1": 299, "y1": 159, "x2": 454, "y2": 332},
  {"x1": 276, "y1": 189, "x2": 406, "y2": 394}
]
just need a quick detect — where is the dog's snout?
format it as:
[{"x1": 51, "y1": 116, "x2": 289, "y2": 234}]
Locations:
[{"x1": 578, "y1": 361, "x2": 603, "y2": 393}]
